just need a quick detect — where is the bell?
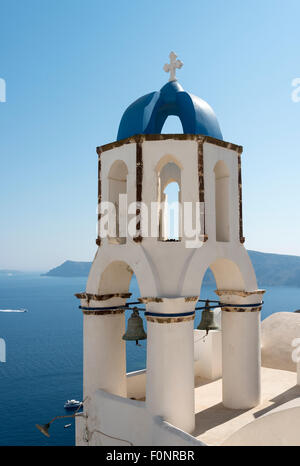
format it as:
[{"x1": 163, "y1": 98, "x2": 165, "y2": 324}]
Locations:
[
  {"x1": 123, "y1": 308, "x2": 147, "y2": 345},
  {"x1": 36, "y1": 423, "x2": 51, "y2": 437},
  {"x1": 197, "y1": 300, "x2": 220, "y2": 335}
]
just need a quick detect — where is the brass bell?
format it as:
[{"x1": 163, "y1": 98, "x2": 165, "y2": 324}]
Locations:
[
  {"x1": 122, "y1": 308, "x2": 147, "y2": 345},
  {"x1": 197, "y1": 300, "x2": 220, "y2": 335}
]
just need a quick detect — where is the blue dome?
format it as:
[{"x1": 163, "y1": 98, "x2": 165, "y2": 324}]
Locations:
[{"x1": 117, "y1": 80, "x2": 223, "y2": 141}]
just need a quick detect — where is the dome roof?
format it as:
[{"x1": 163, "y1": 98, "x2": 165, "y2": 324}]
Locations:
[{"x1": 117, "y1": 80, "x2": 223, "y2": 141}]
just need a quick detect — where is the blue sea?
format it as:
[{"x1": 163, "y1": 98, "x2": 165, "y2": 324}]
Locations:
[{"x1": 0, "y1": 272, "x2": 299, "y2": 446}]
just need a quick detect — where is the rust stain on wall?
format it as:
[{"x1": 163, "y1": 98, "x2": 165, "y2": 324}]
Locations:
[
  {"x1": 82, "y1": 309, "x2": 125, "y2": 316},
  {"x1": 198, "y1": 139, "x2": 207, "y2": 242},
  {"x1": 146, "y1": 314, "x2": 195, "y2": 324},
  {"x1": 75, "y1": 292, "x2": 132, "y2": 301},
  {"x1": 134, "y1": 141, "x2": 143, "y2": 242},
  {"x1": 96, "y1": 150, "x2": 102, "y2": 246},
  {"x1": 97, "y1": 134, "x2": 243, "y2": 155},
  {"x1": 238, "y1": 154, "x2": 245, "y2": 243}
]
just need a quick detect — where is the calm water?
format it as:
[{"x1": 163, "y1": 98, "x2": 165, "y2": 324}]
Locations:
[{"x1": 0, "y1": 273, "x2": 299, "y2": 446}]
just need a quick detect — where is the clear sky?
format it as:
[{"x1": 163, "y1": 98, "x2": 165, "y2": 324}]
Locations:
[{"x1": 1, "y1": 0, "x2": 300, "y2": 271}]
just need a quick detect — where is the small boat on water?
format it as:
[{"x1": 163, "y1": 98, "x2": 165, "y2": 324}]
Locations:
[
  {"x1": 64, "y1": 399, "x2": 82, "y2": 410},
  {"x1": 0, "y1": 309, "x2": 28, "y2": 313}
]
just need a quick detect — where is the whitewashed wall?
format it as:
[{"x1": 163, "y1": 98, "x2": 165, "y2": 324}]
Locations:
[
  {"x1": 76, "y1": 389, "x2": 205, "y2": 447},
  {"x1": 223, "y1": 398, "x2": 300, "y2": 446}
]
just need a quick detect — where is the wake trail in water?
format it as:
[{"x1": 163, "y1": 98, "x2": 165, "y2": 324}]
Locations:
[{"x1": 0, "y1": 309, "x2": 28, "y2": 313}]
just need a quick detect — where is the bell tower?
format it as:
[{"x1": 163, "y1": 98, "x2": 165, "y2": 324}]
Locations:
[{"x1": 76, "y1": 53, "x2": 264, "y2": 445}]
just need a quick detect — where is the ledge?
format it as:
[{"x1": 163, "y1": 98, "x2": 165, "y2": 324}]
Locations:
[
  {"x1": 75, "y1": 292, "x2": 132, "y2": 301},
  {"x1": 96, "y1": 134, "x2": 243, "y2": 155}
]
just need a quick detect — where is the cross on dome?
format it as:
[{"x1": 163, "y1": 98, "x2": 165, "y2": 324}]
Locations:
[{"x1": 163, "y1": 51, "x2": 183, "y2": 82}]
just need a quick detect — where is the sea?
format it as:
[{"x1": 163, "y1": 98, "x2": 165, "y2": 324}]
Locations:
[{"x1": 0, "y1": 272, "x2": 299, "y2": 446}]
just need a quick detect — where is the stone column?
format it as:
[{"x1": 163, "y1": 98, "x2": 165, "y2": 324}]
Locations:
[
  {"x1": 216, "y1": 289, "x2": 265, "y2": 409},
  {"x1": 77, "y1": 294, "x2": 128, "y2": 401},
  {"x1": 144, "y1": 297, "x2": 197, "y2": 433}
]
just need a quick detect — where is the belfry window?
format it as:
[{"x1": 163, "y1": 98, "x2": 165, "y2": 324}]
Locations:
[
  {"x1": 108, "y1": 160, "x2": 128, "y2": 244},
  {"x1": 157, "y1": 161, "x2": 181, "y2": 241},
  {"x1": 214, "y1": 160, "x2": 230, "y2": 242}
]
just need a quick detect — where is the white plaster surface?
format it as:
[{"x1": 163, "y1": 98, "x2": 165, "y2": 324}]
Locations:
[
  {"x1": 83, "y1": 313, "x2": 126, "y2": 400},
  {"x1": 127, "y1": 369, "x2": 146, "y2": 400},
  {"x1": 94, "y1": 140, "x2": 258, "y2": 298},
  {"x1": 146, "y1": 299, "x2": 195, "y2": 433},
  {"x1": 223, "y1": 397, "x2": 300, "y2": 446},
  {"x1": 261, "y1": 312, "x2": 300, "y2": 372},
  {"x1": 194, "y1": 329, "x2": 222, "y2": 380},
  {"x1": 80, "y1": 137, "x2": 262, "y2": 445},
  {"x1": 76, "y1": 388, "x2": 204, "y2": 446},
  {"x1": 194, "y1": 367, "x2": 300, "y2": 446},
  {"x1": 222, "y1": 309, "x2": 261, "y2": 409}
]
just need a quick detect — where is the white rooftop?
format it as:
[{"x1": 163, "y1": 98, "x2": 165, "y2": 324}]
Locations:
[{"x1": 193, "y1": 366, "x2": 300, "y2": 445}]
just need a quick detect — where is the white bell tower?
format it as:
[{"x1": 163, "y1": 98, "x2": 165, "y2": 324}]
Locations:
[{"x1": 75, "y1": 54, "x2": 264, "y2": 445}]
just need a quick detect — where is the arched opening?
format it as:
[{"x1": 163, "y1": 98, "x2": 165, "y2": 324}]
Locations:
[
  {"x1": 196, "y1": 257, "x2": 246, "y2": 330},
  {"x1": 98, "y1": 261, "x2": 146, "y2": 373},
  {"x1": 157, "y1": 159, "x2": 181, "y2": 241},
  {"x1": 108, "y1": 160, "x2": 128, "y2": 244},
  {"x1": 161, "y1": 115, "x2": 184, "y2": 134},
  {"x1": 198, "y1": 267, "x2": 220, "y2": 327},
  {"x1": 163, "y1": 182, "x2": 180, "y2": 240},
  {"x1": 209, "y1": 257, "x2": 246, "y2": 291},
  {"x1": 214, "y1": 160, "x2": 230, "y2": 242},
  {"x1": 98, "y1": 260, "x2": 133, "y2": 294},
  {"x1": 194, "y1": 257, "x2": 247, "y2": 384}
]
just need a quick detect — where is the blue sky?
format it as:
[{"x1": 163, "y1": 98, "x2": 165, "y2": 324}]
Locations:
[{"x1": 0, "y1": 0, "x2": 300, "y2": 270}]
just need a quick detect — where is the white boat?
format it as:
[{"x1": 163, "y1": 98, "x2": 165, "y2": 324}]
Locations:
[
  {"x1": 64, "y1": 399, "x2": 82, "y2": 410},
  {"x1": 0, "y1": 309, "x2": 27, "y2": 313}
]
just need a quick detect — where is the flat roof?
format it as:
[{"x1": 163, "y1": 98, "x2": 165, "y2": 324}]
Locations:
[{"x1": 193, "y1": 366, "x2": 300, "y2": 445}]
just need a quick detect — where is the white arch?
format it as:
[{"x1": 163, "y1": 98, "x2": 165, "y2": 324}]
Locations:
[
  {"x1": 108, "y1": 159, "x2": 128, "y2": 180},
  {"x1": 86, "y1": 243, "x2": 158, "y2": 297},
  {"x1": 155, "y1": 154, "x2": 183, "y2": 173},
  {"x1": 107, "y1": 160, "x2": 128, "y2": 242},
  {"x1": 180, "y1": 243, "x2": 257, "y2": 296},
  {"x1": 156, "y1": 157, "x2": 182, "y2": 241}
]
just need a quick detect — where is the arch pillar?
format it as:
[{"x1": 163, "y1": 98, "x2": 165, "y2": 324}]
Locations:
[
  {"x1": 76, "y1": 294, "x2": 129, "y2": 401},
  {"x1": 144, "y1": 297, "x2": 197, "y2": 433},
  {"x1": 216, "y1": 289, "x2": 265, "y2": 409}
]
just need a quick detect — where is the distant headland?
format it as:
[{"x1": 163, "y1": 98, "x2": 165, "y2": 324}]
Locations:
[
  {"x1": 41, "y1": 261, "x2": 91, "y2": 278},
  {"x1": 41, "y1": 251, "x2": 300, "y2": 287}
]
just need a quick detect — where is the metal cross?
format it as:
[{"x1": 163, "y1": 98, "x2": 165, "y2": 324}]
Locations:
[{"x1": 163, "y1": 51, "x2": 183, "y2": 82}]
